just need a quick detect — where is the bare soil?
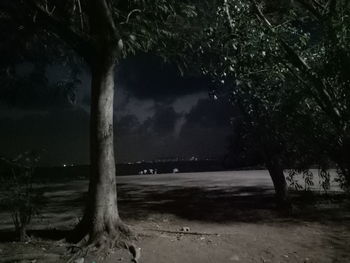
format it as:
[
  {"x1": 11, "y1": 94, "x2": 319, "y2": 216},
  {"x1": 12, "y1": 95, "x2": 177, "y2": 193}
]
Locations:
[{"x1": 0, "y1": 171, "x2": 350, "y2": 263}]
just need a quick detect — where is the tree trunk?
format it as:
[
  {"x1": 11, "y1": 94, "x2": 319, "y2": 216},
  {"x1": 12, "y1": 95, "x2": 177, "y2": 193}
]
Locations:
[
  {"x1": 18, "y1": 225, "x2": 27, "y2": 242},
  {"x1": 71, "y1": 53, "x2": 130, "y2": 246},
  {"x1": 266, "y1": 160, "x2": 290, "y2": 208}
]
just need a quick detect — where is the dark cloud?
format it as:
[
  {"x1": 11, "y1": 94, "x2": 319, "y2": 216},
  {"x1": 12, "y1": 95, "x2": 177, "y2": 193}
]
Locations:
[
  {"x1": 184, "y1": 98, "x2": 233, "y2": 128},
  {"x1": 116, "y1": 114, "x2": 141, "y2": 136},
  {"x1": 176, "y1": 98, "x2": 234, "y2": 158},
  {"x1": 0, "y1": 54, "x2": 234, "y2": 165},
  {"x1": 141, "y1": 104, "x2": 182, "y2": 136},
  {"x1": 0, "y1": 108, "x2": 89, "y2": 165},
  {"x1": 114, "y1": 99, "x2": 234, "y2": 162},
  {"x1": 114, "y1": 105, "x2": 182, "y2": 162},
  {"x1": 118, "y1": 54, "x2": 212, "y2": 101},
  {"x1": 0, "y1": 64, "x2": 79, "y2": 111},
  {"x1": 0, "y1": 98, "x2": 233, "y2": 164}
]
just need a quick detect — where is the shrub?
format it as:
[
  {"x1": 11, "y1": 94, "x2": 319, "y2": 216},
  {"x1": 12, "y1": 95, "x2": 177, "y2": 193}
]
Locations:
[{"x1": 0, "y1": 151, "x2": 45, "y2": 241}]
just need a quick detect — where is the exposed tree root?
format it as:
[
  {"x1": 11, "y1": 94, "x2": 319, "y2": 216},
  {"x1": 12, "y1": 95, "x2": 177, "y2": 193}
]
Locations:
[
  {"x1": 66, "y1": 218, "x2": 136, "y2": 262},
  {"x1": 69, "y1": 216, "x2": 133, "y2": 243},
  {"x1": 146, "y1": 228, "x2": 220, "y2": 236}
]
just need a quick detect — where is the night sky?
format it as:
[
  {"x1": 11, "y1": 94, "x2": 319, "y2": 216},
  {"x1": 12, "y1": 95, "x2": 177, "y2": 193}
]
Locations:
[{"x1": 0, "y1": 54, "x2": 234, "y2": 166}]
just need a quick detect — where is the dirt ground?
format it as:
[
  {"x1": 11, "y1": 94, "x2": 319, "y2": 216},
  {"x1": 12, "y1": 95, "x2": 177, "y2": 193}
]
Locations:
[{"x1": 0, "y1": 171, "x2": 350, "y2": 263}]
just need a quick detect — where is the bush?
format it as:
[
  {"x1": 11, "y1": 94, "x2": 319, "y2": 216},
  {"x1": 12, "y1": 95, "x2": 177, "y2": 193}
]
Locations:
[{"x1": 0, "y1": 151, "x2": 45, "y2": 241}]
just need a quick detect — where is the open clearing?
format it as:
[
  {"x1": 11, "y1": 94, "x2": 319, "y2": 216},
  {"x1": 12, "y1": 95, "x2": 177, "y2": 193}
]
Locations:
[{"x1": 1, "y1": 170, "x2": 350, "y2": 262}]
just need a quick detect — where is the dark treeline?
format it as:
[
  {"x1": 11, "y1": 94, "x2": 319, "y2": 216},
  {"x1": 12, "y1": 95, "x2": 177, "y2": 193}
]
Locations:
[{"x1": 3, "y1": 161, "x2": 250, "y2": 181}]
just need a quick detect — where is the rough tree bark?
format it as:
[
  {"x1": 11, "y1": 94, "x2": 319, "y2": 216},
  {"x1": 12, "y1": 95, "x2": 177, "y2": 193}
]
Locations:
[
  {"x1": 266, "y1": 160, "x2": 290, "y2": 208},
  {"x1": 71, "y1": 0, "x2": 131, "y2": 246},
  {"x1": 18, "y1": 225, "x2": 28, "y2": 242},
  {"x1": 71, "y1": 50, "x2": 130, "y2": 246}
]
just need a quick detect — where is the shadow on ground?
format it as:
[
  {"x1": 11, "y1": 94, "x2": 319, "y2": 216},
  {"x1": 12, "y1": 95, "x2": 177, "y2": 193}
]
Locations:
[
  {"x1": 1, "y1": 180, "x2": 350, "y2": 243},
  {"x1": 0, "y1": 229, "x2": 70, "y2": 243},
  {"x1": 117, "y1": 183, "x2": 350, "y2": 225},
  {"x1": 119, "y1": 185, "x2": 276, "y2": 222}
]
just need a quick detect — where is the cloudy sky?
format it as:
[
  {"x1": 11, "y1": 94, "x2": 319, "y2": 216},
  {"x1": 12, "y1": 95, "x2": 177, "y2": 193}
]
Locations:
[{"x1": 0, "y1": 54, "x2": 234, "y2": 165}]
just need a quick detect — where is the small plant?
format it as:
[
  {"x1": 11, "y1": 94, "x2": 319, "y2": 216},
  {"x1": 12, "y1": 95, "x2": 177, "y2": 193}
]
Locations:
[
  {"x1": 286, "y1": 169, "x2": 303, "y2": 191},
  {"x1": 334, "y1": 167, "x2": 349, "y2": 192},
  {"x1": 287, "y1": 168, "x2": 333, "y2": 194},
  {"x1": 319, "y1": 168, "x2": 331, "y2": 193},
  {"x1": 302, "y1": 169, "x2": 314, "y2": 191},
  {"x1": 0, "y1": 151, "x2": 45, "y2": 241}
]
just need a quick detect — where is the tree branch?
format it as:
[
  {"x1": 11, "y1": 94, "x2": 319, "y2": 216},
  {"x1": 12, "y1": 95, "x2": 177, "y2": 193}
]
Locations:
[
  {"x1": 85, "y1": 0, "x2": 119, "y2": 43},
  {"x1": 76, "y1": 0, "x2": 84, "y2": 31},
  {"x1": 24, "y1": 0, "x2": 93, "y2": 61},
  {"x1": 294, "y1": 0, "x2": 323, "y2": 20},
  {"x1": 223, "y1": 0, "x2": 237, "y2": 30},
  {"x1": 312, "y1": 0, "x2": 326, "y2": 10},
  {"x1": 327, "y1": 0, "x2": 337, "y2": 16},
  {"x1": 121, "y1": 9, "x2": 141, "y2": 24},
  {"x1": 252, "y1": 0, "x2": 343, "y2": 128}
]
